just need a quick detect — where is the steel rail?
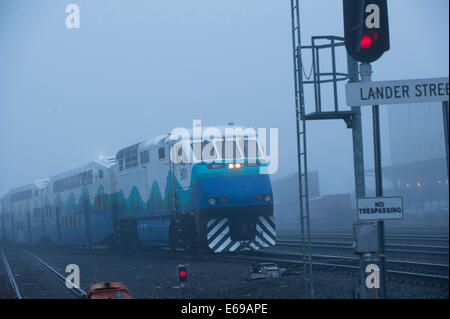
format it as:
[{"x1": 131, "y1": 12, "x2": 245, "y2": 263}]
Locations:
[
  {"x1": 226, "y1": 251, "x2": 449, "y2": 283},
  {"x1": 24, "y1": 249, "x2": 87, "y2": 298},
  {"x1": 276, "y1": 240, "x2": 449, "y2": 256},
  {"x1": 0, "y1": 248, "x2": 23, "y2": 299}
]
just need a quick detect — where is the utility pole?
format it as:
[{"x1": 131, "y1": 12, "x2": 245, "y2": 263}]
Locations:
[
  {"x1": 347, "y1": 56, "x2": 366, "y2": 199},
  {"x1": 360, "y1": 62, "x2": 386, "y2": 299},
  {"x1": 443, "y1": 101, "x2": 449, "y2": 179},
  {"x1": 347, "y1": 55, "x2": 369, "y2": 299}
]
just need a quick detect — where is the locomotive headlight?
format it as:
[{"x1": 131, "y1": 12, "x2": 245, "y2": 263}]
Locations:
[
  {"x1": 228, "y1": 163, "x2": 242, "y2": 170},
  {"x1": 208, "y1": 198, "x2": 217, "y2": 206},
  {"x1": 263, "y1": 195, "x2": 272, "y2": 203}
]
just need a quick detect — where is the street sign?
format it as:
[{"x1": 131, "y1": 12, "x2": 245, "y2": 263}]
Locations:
[
  {"x1": 357, "y1": 197, "x2": 403, "y2": 220},
  {"x1": 346, "y1": 77, "x2": 449, "y2": 106}
]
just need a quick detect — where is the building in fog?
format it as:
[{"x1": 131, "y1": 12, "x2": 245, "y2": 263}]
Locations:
[
  {"x1": 382, "y1": 103, "x2": 448, "y2": 225},
  {"x1": 272, "y1": 172, "x2": 354, "y2": 231}
]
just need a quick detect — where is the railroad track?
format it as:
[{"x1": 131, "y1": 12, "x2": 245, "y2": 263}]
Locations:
[
  {"x1": 278, "y1": 233, "x2": 449, "y2": 245},
  {"x1": 0, "y1": 248, "x2": 86, "y2": 299},
  {"x1": 3, "y1": 244, "x2": 447, "y2": 296},
  {"x1": 275, "y1": 239, "x2": 449, "y2": 256},
  {"x1": 225, "y1": 249, "x2": 449, "y2": 287}
]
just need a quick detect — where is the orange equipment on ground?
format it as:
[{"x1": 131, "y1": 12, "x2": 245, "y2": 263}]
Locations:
[{"x1": 86, "y1": 281, "x2": 132, "y2": 299}]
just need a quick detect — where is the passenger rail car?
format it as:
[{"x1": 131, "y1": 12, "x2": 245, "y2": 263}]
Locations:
[{"x1": 0, "y1": 125, "x2": 275, "y2": 252}]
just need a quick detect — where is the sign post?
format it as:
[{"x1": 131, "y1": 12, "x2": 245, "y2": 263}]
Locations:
[
  {"x1": 443, "y1": 101, "x2": 449, "y2": 179},
  {"x1": 359, "y1": 62, "x2": 388, "y2": 298}
]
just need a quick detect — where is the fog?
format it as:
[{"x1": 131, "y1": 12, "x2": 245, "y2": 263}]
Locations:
[{"x1": 1, "y1": 0, "x2": 448, "y2": 197}]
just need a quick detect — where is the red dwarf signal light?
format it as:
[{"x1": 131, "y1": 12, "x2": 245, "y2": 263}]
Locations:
[
  {"x1": 361, "y1": 30, "x2": 379, "y2": 49},
  {"x1": 178, "y1": 264, "x2": 187, "y2": 284}
]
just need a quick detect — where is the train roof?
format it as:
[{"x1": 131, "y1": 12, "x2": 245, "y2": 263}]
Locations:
[
  {"x1": 48, "y1": 160, "x2": 114, "y2": 181},
  {"x1": 116, "y1": 125, "x2": 259, "y2": 158},
  {"x1": 185, "y1": 125, "x2": 258, "y2": 140},
  {"x1": 7, "y1": 180, "x2": 48, "y2": 193},
  {"x1": 34, "y1": 179, "x2": 50, "y2": 189}
]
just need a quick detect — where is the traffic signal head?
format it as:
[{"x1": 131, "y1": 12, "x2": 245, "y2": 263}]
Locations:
[
  {"x1": 343, "y1": 0, "x2": 390, "y2": 63},
  {"x1": 178, "y1": 264, "x2": 187, "y2": 283}
]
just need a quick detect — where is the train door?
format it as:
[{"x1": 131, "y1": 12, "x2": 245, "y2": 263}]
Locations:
[
  {"x1": 11, "y1": 214, "x2": 15, "y2": 244},
  {"x1": 26, "y1": 211, "x2": 32, "y2": 244},
  {"x1": 172, "y1": 140, "x2": 192, "y2": 210},
  {"x1": 84, "y1": 203, "x2": 92, "y2": 246},
  {"x1": 0, "y1": 213, "x2": 3, "y2": 241},
  {"x1": 56, "y1": 207, "x2": 62, "y2": 244}
]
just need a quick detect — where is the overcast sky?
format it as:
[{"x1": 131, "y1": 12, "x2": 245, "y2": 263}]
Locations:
[{"x1": 0, "y1": 0, "x2": 448, "y2": 195}]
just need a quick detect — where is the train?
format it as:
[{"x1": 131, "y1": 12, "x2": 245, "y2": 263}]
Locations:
[{"x1": 0, "y1": 125, "x2": 276, "y2": 253}]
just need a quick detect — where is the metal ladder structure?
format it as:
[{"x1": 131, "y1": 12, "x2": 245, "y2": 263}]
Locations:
[{"x1": 290, "y1": 0, "x2": 314, "y2": 299}]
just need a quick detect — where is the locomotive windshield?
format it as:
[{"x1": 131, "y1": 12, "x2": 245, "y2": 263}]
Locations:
[{"x1": 191, "y1": 138, "x2": 262, "y2": 161}]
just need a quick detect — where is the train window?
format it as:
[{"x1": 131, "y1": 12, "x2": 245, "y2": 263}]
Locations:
[
  {"x1": 88, "y1": 170, "x2": 93, "y2": 184},
  {"x1": 191, "y1": 141, "x2": 217, "y2": 161},
  {"x1": 124, "y1": 144, "x2": 139, "y2": 169},
  {"x1": 140, "y1": 150, "x2": 150, "y2": 164},
  {"x1": 119, "y1": 160, "x2": 124, "y2": 171},
  {"x1": 99, "y1": 169, "x2": 104, "y2": 179},
  {"x1": 215, "y1": 140, "x2": 242, "y2": 159},
  {"x1": 158, "y1": 147, "x2": 165, "y2": 160},
  {"x1": 238, "y1": 139, "x2": 260, "y2": 158}
]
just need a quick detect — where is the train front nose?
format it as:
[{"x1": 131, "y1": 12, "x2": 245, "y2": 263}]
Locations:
[
  {"x1": 193, "y1": 173, "x2": 273, "y2": 215},
  {"x1": 191, "y1": 172, "x2": 275, "y2": 252}
]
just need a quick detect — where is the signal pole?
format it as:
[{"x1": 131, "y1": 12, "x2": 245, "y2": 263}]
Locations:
[
  {"x1": 360, "y1": 62, "x2": 386, "y2": 299},
  {"x1": 347, "y1": 56, "x2": 366, "y2": 200},
  {"x1": 348, "y1": 55, "x2": 370, "y2": 299},
  {"x1": 443, "y1": 101, "x2": 449, "y2": 178}
]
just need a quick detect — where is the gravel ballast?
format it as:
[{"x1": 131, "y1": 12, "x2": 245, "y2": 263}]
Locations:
[{"x1": 9, "y1": 248, "x2": 446, "y2": 299}]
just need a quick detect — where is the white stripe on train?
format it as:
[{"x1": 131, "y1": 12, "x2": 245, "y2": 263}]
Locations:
[{"x1": 206, "y1": 217, "x2": 276, "y2": 252}]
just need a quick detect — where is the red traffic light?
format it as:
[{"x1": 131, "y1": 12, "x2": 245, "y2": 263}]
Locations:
[
  {"x1": 360, "y1": 30, "x2": 379, "y2": 49},
  {"x1": 178, "y1": 264, "x2": 187, "y2": 284}
]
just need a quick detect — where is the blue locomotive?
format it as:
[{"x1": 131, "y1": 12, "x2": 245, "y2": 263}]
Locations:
[{"x1": 0, "y1": 125, "x2": 276, "y2": 252}]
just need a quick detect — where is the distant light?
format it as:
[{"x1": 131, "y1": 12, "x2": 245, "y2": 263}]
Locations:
[
  {"x1": 416, "y1": 182, "x2": 422, "y2": 187},
  {"x1": 438, "y1": 180, "x2": 442, "y2": 184},
  {"x1": 179, "y1": 271, "x2": 187, "y2": 278},
  {"x1": 99, "y1": 155, "x2": 104, "y2": 160},
  {"x1": 405, "y1": 184, "x2": 410, "y2": 188}
]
